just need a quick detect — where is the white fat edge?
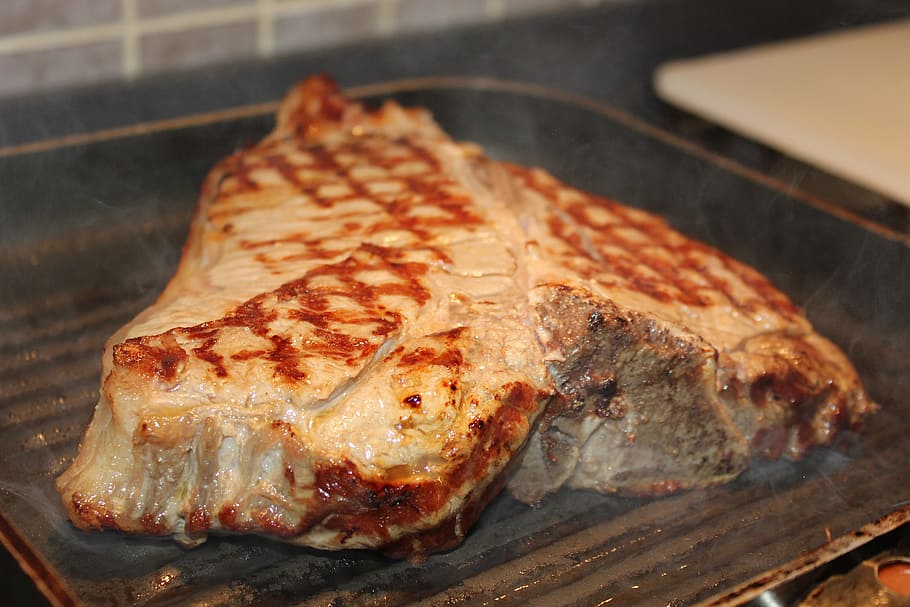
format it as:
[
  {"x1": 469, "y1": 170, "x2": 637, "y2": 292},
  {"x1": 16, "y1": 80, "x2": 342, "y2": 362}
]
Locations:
[
  {"x1": 212, "y1": 432, "x2": 240, "y2": 511},
  {"x1": 174, "y1": 438, "x2": 200, "y2": 520},
  {"x1": 436, "y1": 236, "x2": 518, "y2": 278},
  {"x1": 253, "y1": 448, "x2": 296, "y2": 510}
]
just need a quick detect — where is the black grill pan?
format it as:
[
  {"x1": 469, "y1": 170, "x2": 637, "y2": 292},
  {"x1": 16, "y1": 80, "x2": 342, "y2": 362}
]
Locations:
[{"x1": 1, "y1": 79, "x2": 908, "y2": 607}]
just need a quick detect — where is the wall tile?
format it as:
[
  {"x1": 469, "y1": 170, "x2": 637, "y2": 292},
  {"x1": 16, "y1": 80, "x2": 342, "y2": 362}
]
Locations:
[
  {"x1": 502, "y1": 0, "x2": 580, "y2": 16},
  {"x1": 140, "y1": 21, "x2": 257, "y2": 74},
  {"x1": 137, "y1": 0, "x2": 253, "y2": 19},
  {"x1": 393, "y1": 0, "x2": 486, "y2": 33},
  {"x1": 0, "y1": 0, "x2": 592, "y2": 98},
  {"x1": 0, "y1": 41, "x2": 122, "y2": 98},
  {"x1": 0, "y1": 0, "x2": 121, "y2": 36},
  {"x1": 274, "y1": 3, "x2": 382, "y2": 54}
]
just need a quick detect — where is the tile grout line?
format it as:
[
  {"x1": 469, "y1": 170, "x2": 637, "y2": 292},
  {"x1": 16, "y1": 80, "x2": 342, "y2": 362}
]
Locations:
[
  {"x1": 485, "y1": 0, "x2": 505, "y2": 20},
  {"x1": 138, "y1": 4, "x2": 258, "y2": 34},
  {"x1": 378, "y1": 0, "x2": 397, "y2": 37},
  {"x1": 0, "y1": 23, "x2": 122, "y2": 54},
  {"x1": 274, "y1": 0, "x2": 387, "y2": 18},
  {"x1": 0, "y1": 4, "x2": 260, "y2": 57},
  {"x1": 122, "y1": 0, "x2": 139, "y2": 79},
  {"x1": 257, "y1": 0, "x2": 275, "y2": 57},
  {"x1": 0, "y1": 0, "x2": 552, "y2": 60},
  {"x1": 265, "y1": 0, "x2": 388, "y2": 52}
]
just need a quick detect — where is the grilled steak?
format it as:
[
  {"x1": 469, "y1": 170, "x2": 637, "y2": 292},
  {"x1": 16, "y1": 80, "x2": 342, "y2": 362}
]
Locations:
[{"x1": 56, "y1": 75, "x2": 874, "y2": 555}]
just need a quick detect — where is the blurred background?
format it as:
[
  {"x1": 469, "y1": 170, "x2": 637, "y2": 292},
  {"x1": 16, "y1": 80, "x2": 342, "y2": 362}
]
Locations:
[{"x1": 0, "y1": 0, "x2": 594, "y2": 99}]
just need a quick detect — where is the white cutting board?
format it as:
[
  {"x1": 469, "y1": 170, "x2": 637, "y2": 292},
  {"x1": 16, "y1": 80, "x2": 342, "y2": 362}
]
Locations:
[{"x1": 654, "y1": 19, "x2": 910, "y2": 207}]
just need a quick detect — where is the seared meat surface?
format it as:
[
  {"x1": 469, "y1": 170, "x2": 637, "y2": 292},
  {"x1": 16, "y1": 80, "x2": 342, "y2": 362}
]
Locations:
[{"x1": 56, "y1": 75, "x2": 874, "y2": 555}]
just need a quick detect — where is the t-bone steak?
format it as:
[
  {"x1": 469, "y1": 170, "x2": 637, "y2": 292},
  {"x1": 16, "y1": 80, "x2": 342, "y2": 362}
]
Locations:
[{"x1": 56, "y1": 75, "x2": 874, "y2": 556}]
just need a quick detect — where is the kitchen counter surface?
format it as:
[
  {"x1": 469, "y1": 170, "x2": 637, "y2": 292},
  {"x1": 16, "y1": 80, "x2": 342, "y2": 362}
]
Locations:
[{"x1": 2, "y1": 1, "x2": 909, "y2": 604}]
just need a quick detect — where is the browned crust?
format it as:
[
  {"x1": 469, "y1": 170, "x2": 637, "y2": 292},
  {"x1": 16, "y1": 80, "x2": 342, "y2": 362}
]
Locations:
[{"x1": 67, "y1": 379, "x2": 540, "y2": 556}]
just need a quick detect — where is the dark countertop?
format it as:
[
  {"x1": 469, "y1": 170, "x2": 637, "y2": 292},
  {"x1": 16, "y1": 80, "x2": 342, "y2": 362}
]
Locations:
[{"x1": 2, "y1": 1, "x2": 909, "y2": 604}]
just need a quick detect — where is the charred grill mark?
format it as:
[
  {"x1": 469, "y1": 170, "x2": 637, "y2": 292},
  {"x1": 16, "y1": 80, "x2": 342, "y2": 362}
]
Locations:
[
  {"x1": 193, "y1": 337, "x2": 227, "y2": 378},
  {"x1": 306, "y1": 145, "x2": 346, "y2": 208},
  {"x1": 546, "y1": 214, "x2": 589, "y2": 260},
  {"x1": 262, "y1": 152, "x2": 311, "y2": 192},
  {"x1": 230, "y1": 349, "x2": 267, "y2": 361},
  {"x1": 718, "y1": 255, "x2": 799, "y2": 317},
  {"x1": 113, "y1": 336, "x2": 187, "y2": 381},
  {"x1": 217, "y1": 133, "x2": 481, "y2": 269},
  {"x1": 285, "y1": 304, "x2": 331, "y2": 329},
  {"x1": 399, "y1": 347, "x2": 464, "y2": 369},
  {"x1": 218, "y1": 154, "x2": 261, "y2": 195},
  {"x1": 305, "y1": 243, "x2": 430, "y2": 291},
  {"x1": 224, "y1": 300, "x2": 278, "y2": 336},
  {"x1": 312, "y1": 327, "x2": 370, "y2": 351},
  {"x1": 370, "y1": 314, "x2": 401, "y2": 337},
  {"x1": 500, "y1": 381, "x2": 539, "y2": 413},
  {"x1": 267, "y1": 335, "x2": 307, "y2": 381},
  {"x1": 394, "y1": 328, "x2": 469, "y2": 377},
  {"x1": 309, "y1": 327, "x2": 375, "y2": 365},
  {"x1": 255, "y1": 241, "x2": 346, "y2": 272},
  {"x1": 393, "y1": 136, "x2": 442, "y2": 172},
  {"x1": 184, "y1": 326, "x2": 218, "y2": 341}
]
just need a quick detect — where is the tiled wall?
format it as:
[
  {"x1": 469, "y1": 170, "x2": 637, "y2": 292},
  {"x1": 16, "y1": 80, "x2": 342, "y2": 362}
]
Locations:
[{"x1": 0, "y1": 0, "x2": 600, "y2": 99}]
